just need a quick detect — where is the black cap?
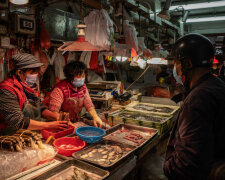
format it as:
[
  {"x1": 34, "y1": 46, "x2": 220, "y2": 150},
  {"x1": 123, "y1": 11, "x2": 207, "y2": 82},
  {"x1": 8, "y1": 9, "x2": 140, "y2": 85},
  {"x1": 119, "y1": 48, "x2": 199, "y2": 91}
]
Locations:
[
  {"x1": 171, "y1": 33, "x2": 214, "y2": 67},
  {"x1": 12, "y1": 53, "x2": 43, "y2": 70}
]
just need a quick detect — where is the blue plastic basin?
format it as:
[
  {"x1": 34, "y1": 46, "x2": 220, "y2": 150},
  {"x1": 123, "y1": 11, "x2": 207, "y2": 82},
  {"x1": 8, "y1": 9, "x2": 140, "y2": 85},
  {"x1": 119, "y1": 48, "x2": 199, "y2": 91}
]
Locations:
[{"x1": 75, "y1": 126, "x2": 106, "y2": 143}]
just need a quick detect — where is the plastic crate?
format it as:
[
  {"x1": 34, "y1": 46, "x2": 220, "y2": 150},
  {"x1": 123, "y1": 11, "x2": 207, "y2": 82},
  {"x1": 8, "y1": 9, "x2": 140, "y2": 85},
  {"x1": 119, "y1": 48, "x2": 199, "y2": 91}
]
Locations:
[
  {"x1": 108, "y1": 110, "x2": 172, "y2": 135},
  {"x1": 41, "y1": 125, "x2": 75, "y2": 140}
]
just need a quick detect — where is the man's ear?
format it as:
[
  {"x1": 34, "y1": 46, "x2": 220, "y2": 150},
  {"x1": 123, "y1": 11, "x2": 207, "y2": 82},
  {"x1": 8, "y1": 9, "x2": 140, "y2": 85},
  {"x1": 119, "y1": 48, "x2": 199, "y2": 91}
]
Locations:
[{"x1": 183, "y1": 59, "x2": 193, "y2": 69}]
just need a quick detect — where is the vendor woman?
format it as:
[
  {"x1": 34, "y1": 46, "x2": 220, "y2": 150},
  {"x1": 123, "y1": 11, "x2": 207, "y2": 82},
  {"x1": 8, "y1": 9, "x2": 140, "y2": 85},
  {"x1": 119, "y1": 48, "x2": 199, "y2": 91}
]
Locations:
[
  {"x1": 48, "y1": 61, "x2": 102, "y2": 127},
  {"x1": 0, "y1": 53, "x2": 68, "y2": 135}
]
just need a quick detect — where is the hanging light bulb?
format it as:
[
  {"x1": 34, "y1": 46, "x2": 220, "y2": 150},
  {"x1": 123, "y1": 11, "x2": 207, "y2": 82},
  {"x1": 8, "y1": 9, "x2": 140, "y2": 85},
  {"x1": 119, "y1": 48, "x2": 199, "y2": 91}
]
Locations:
[
  {"x1": 10, "y1": 0, "x2": 29, "y2": 5},
  {"x1": 58, "y1": 0, "x2": 100, "y2": 51}
]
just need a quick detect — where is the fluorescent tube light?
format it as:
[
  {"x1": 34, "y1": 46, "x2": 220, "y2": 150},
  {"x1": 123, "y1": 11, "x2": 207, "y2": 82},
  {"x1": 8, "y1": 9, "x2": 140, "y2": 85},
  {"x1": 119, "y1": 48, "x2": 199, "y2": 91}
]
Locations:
[
  {"x1": 147, "y1": 58, "x2": 168, "y2": 65},
  {"x1": 10, "y1": 0, "x2": 29, "y2": 5},
  {"x1": 170, "y1": 1, "x2": 225, "y2": 11},
  {"x1": 186, "y1": 16, "x2": 225, "y2": 23}
]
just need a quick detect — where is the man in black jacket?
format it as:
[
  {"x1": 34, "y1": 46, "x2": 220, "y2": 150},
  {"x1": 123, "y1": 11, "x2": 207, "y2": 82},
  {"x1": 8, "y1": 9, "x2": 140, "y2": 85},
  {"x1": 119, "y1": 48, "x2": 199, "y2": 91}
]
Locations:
[{"x1": 164, "y1": 34, "x2": 225, "y2": 180}]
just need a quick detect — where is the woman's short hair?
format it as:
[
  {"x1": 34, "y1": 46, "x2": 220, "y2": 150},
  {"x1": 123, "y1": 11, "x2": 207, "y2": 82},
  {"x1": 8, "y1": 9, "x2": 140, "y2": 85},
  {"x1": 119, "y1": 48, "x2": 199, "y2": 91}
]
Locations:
[{"x1": 63, "y1": 61, "x2": 87, "y2": 82}]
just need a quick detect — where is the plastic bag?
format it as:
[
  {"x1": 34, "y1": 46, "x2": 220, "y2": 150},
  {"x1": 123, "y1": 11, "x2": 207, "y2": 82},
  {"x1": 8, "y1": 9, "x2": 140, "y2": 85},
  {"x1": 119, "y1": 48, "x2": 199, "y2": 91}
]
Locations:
[
  {"x1": 0, "y1": 144, "x2": 56, "y2": 179},
  {"x1": 138, "y1": 37, "x2": 152, "y2": 58},
  {"x1": 84, "y1": 9, "x2": 114, "y2": 50},
  {"x1": 124, "y1": 20, "x2": 138, "y2": 51}
]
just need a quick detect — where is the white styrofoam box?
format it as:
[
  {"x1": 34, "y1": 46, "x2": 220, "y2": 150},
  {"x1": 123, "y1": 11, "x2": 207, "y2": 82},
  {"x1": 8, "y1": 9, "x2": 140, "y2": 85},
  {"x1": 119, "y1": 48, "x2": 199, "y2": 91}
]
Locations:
[{"x1": 0, "y1": 36, "x2": 10, "y2": 48}]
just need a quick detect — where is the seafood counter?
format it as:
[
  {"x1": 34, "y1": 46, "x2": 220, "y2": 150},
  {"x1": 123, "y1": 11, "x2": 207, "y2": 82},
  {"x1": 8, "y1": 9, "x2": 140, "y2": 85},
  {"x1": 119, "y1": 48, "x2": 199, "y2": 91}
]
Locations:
[{"x1": 0, "y1": 100, "x2": 179, "y2": 180}]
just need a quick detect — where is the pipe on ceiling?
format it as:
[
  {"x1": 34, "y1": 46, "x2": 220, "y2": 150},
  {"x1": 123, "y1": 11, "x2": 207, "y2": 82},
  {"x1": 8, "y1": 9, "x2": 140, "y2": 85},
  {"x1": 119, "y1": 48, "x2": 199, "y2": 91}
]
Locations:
[{"x1": 163, "y1": 0, "x2": 172, "y2": 11}]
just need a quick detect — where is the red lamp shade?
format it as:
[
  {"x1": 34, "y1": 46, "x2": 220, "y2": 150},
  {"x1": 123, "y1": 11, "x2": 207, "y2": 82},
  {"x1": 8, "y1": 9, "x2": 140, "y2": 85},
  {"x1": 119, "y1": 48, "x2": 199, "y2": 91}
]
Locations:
[
  {"x1": 213, "y1": 58, "x2": 219, "y2": 64},
  {"x1": 58, "y1": 24, "x2": 101, "y2": 52}
]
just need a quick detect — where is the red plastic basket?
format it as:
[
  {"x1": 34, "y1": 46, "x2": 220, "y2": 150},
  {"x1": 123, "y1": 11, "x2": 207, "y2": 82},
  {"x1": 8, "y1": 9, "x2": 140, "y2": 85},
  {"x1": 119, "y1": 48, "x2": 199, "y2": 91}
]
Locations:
[
  {"x1": 41, "y1": 125, "x2": 75, "y2": 140},
  {"x1": 53, "y1": 137, "x2": 86, "y2": 156}
]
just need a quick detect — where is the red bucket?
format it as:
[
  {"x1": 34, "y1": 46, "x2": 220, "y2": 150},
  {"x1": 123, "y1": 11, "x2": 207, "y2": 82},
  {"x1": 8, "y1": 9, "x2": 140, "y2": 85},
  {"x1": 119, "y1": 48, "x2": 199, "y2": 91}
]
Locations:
[{"x1": 53, "y1": 137, "x2": 86, "y2": 156}]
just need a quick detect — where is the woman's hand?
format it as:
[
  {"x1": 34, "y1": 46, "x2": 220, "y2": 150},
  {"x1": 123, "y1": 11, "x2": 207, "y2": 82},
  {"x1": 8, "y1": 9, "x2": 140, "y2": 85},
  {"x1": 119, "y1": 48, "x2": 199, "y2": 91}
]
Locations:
[
  {"x1": 28, "y1": 120, "x2": 68, "y2": 131},
  {"x1": 42, "y1": 109, "x2": 60, "y2": 121},
  {"x1": 46, "y1": 121, "x2": 68, "y2": 130},
  {"x1": 93, "y1": 116, "x2": 102, "y2": 128}
]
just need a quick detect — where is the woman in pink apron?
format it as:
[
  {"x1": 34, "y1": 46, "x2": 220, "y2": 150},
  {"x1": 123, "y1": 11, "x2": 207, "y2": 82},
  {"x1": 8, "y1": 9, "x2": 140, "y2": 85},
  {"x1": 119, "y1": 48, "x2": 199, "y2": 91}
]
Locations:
[{"x1": 48, "y1": 61, "x2": 102, "y2": 127}]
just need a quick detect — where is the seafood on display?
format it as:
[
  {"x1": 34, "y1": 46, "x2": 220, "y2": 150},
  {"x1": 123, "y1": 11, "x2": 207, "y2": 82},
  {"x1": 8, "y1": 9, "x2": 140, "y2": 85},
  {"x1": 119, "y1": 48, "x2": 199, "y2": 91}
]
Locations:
[
  {"x1": 132, "y1": 104, "x2": 174, "y2": 113},
  {"x1": 105, "y1": 127, "x2": 156, "y2": 146},
  {"x1": 114, "y1": 112, "x2": 167, "y2": 123},
  {"x1": 70, "y1": 167, "x2": 101, "y2": 180},
  {"x1": 59, "y1": 144, "x2": 83, "y2": 150},
  {"x1": 0, "y1": 129, "x2": 44, "y2": 152},
  {"x1": 47, "y1": 166, "x2": 101, "y2": 180},
  {"x1": 77, "y1": 143, "x2": 133, "y2": 166}
]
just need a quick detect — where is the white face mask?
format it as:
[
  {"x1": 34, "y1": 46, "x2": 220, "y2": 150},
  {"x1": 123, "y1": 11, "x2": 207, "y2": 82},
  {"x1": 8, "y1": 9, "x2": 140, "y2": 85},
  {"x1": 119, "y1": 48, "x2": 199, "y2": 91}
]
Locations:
[
  {"x1": 72, "y1": 78, "x2": 85, "y2": 87},
  {"x1": 173, "y1": 67, "x2": 183, "y2": 85},
  {"x1": 26, "y1": 74, "x2": 38, "y2": 87}
]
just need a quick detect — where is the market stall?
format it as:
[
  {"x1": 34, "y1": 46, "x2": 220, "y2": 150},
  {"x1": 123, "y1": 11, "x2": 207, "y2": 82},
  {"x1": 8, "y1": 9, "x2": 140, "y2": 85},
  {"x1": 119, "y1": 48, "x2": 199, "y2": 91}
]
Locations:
[
  {"x1": 1, "y1": 0, "x2": 225, "y2": 180},
  {"x1": 0, "y1": 94, "x2": 179, "y2": 180}
]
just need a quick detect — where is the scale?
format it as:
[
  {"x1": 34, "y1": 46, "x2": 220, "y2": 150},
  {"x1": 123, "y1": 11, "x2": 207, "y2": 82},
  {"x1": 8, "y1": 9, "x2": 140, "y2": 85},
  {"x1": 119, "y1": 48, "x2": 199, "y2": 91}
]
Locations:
[{"x1": 87, "y1": 81, "x2": 122, "y2": 108}]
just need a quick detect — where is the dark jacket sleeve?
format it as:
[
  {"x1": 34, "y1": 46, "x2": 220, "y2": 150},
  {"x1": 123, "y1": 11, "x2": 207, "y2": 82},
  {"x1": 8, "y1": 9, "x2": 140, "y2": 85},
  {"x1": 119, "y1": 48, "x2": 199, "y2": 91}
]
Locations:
[
  {"x1": 164, "y1": 90, "x2": 215, "y2": 180},
  {"x1": 40, "y1": 101, "x2": 47, "y2": 113},
  {"x1": 0, "y1": 89, "x2": 30, "y2": 129}
]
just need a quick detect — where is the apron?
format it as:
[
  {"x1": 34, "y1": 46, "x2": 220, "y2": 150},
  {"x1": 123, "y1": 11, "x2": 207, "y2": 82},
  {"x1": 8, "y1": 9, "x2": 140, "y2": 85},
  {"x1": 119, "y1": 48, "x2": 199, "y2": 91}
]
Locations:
[
  {"x1": 23, "y1": 100, "x2": 42, "y2": 121},
  {"x1": 61, "y1": 86, "x2": 85, "y2": 122},
  {"x1": 22, "y1": 89, "x2": 43, "y2": 122},
  {"x1": 0, "y1": 97, "x2": 43, "y2": 136}
]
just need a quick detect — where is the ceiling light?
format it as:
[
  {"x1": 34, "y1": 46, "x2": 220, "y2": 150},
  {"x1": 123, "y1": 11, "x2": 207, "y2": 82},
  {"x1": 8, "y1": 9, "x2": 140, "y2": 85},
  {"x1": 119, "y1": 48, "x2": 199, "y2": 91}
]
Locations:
[
  {"x1": 10, "y1": 0, "x2": 29, "y2": 5},
  {"x1": 170, "y1": 1, "x2": 225, "y2": 11},
  {"x1": 186, "y1": 16, "x2": 225, "y2": 23},
  {"x1": 58, "y1": 0, "x2": 101, "y2": 51},
  {"x1": 147, "y1": 58, "x2": 168, "y2": 65},
  {"x1": 58, "y1": 24, "x2": 101, "y2": 51}
]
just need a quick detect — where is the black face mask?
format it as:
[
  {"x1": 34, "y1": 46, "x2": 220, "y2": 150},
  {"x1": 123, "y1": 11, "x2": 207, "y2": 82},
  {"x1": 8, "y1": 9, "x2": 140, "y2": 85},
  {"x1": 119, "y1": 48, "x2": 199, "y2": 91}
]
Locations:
[
  {"x1": 211, "y1": 68, "x2": 219, "y2": 75},
  {"x1": 181, "y1": 71, "x2": 191, "y2": 92},
  {"x1": 180, "y1": 65, "x2": 192, "y2": 92}
]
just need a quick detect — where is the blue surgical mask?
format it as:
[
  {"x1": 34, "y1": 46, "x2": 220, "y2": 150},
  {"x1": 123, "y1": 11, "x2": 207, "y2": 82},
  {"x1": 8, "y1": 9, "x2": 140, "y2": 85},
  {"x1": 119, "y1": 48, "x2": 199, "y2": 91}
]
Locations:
[
  {"x1": 72, "y1": 78, "x2": 85, "y2": 87},
  {"x1": 26, "y1": 74, "x2": 38, "y2": 87},
  {"x1": 173, "y1": 67, "x2": 183, "y2": 85}
]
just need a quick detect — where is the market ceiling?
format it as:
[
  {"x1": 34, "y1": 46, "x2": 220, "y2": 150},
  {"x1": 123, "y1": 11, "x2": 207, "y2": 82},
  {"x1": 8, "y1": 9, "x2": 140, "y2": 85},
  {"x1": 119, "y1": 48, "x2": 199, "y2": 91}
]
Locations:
[{"x1": 7, "y1": 0, "x2": 225, "y2": 38}]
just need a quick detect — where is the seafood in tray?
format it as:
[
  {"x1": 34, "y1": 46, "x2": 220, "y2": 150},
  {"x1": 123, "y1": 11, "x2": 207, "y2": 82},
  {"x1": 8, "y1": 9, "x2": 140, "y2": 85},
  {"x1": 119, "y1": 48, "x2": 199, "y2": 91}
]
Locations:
[
  {"x1": 133, "y1": 104, "x2": 173, "y2": 113},
  {"x1": 31, "y1": 159, "x2": 109, "y2": 180},
  {"x1": 125, "y1": 101, "x2": 180, "y2": 116},
  {"x1": 0, "y1": 129, "x2": 44, "y2": 152},
  {"x1": 104, "y1": 124, "x2": 158, "y2": 147},
  {"x1": 47, "y1": 166, "x2": 101, "y2": 180},
  {"x1": 73, "y1": 140, "x2": 135, "y2": 168},
  {"x1": 113, "y1": 111, "x2": 168, "y2": 123}
]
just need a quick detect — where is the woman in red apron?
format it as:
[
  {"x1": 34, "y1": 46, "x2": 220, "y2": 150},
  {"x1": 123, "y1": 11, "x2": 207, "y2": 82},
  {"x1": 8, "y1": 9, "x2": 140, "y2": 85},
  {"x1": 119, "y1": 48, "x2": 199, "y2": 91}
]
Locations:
[
  {"x1": 0, "y1": 53, "x2": 68, "y2": 135},
  {"x1": 48, "y1": 61, "x2": 102, "y2": 127}
]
